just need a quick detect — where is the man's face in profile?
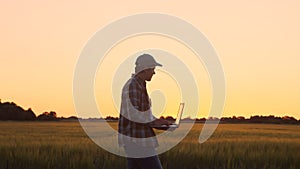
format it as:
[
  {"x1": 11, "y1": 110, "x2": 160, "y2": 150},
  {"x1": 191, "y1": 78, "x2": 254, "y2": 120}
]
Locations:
[{"x1": 144, "y1": 68, "x2": 155, "y2": 81}]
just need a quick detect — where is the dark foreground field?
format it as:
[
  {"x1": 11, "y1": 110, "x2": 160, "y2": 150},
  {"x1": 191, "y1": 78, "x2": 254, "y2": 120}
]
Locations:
[{"x1": 0, "y1": 122, "x2": 300, "y2": 169}]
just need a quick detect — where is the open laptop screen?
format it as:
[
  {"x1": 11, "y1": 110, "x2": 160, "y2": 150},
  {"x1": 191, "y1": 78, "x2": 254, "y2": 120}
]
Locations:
[{"x1": 174, "y1": 103, "x2": 185, "y2": 125}]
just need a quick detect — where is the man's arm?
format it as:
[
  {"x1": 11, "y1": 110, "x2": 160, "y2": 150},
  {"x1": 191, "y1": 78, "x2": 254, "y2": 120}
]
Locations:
[
  {"x1": 149, "y1": 118, "x2": 173, "y2": 130},
  {"x1": 128, "y1": 80, "x2": 156, "y2": 123},
  {"x1": 128, "y1": 81, "x2": 141, "y2": 111}
]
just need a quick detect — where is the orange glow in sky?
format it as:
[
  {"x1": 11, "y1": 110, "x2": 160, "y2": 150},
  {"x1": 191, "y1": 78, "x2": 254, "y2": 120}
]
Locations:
[{"x1": 1, "y1": 1, "x2": 300, "y2": 119}]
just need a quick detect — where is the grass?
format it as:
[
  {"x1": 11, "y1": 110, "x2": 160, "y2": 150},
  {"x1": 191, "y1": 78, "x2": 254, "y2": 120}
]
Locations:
[{"x1": 0, "y1": 122, "x2": 300, "y2": 169}]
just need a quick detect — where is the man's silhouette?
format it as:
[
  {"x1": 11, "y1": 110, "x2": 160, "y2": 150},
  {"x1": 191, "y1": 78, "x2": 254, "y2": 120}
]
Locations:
[{"x1": 118, "y1": 54, "x2": 170, "y2": 169}]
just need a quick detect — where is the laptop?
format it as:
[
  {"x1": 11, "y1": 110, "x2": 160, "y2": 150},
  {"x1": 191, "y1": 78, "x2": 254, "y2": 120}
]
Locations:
[{"x1": 151, "y1": 103, "x2": 185, "y2": 128}]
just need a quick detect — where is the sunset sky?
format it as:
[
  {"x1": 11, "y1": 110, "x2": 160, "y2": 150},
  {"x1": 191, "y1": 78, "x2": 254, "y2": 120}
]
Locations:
[{"x1": 1, "y1": 1, "x2": 299, "y2": 119}]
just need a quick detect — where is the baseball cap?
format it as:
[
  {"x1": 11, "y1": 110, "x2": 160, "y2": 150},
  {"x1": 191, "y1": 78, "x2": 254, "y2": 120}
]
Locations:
[{"x1": 135, "y1": 54, "x2": 162, "y2": 73}]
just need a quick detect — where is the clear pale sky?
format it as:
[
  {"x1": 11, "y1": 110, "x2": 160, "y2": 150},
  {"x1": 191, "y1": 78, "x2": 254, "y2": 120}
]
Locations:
[{"x1": 1, "y1": 1, "x2": 299, "y2": 119}]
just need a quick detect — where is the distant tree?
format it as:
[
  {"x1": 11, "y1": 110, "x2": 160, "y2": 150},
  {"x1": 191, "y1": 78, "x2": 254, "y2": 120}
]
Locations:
[
  {"x1": 282, "y1": 116, "x2": 298, "y2": 124},
  {"x1": 237, "y1": 116, "x2": 245, "y2": 120},
  {"x1": 49, "y1": 111, "x2": 57, "y2": 118},
  {"x1": 0, "y1": 102, "x2": 36, "y2": 120},
  {"x1": 159, "y1": 116, "x2": 165, "y2": 119},
  {"x1": 37, "y1": 111, "x2": 58, "y2": 121},
  {"x1": 105, "y1": 116, "x2": 118, "y2": 121},
  {"x1": 25, "y1": 108, "x2": 36, "y2": 120},
  {"x1": 67, "y1": 116, "x2": 78, "y2": 120},
  {"x1": 196, "y1": 118, "x2": 206, "y2": 122}
]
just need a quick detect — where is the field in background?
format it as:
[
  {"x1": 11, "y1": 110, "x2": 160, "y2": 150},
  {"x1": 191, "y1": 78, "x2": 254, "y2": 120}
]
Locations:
[{"x1": 0, "y1": 122, "x2": 300, "y2": 169}]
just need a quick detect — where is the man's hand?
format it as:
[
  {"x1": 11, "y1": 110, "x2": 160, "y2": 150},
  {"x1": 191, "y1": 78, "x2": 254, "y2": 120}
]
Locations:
[
  {"x1": 152, "y1": 119, "x2": 172, "y2": 126},
  {"x1": 150, "y1": 119, "x2": 175, "y2": 131}
]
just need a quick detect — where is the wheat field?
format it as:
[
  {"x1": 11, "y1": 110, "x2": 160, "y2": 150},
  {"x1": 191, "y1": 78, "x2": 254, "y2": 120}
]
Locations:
[{"x1": 0, "y1": 121, "x2": 299, "y2": 169}]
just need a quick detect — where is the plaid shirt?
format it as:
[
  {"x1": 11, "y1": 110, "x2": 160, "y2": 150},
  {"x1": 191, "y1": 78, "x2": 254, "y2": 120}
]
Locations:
[{"x1": 118, "y1": 74, "x2": 158, "y2": 147}]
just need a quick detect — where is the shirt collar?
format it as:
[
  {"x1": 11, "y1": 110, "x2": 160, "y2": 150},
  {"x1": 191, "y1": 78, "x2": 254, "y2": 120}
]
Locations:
[{"x1": 132, "y1": 74, "x2": 146, "y2": 87}]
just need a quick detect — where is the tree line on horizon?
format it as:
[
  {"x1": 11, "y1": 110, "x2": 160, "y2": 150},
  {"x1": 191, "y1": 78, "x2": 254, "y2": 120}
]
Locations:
[
  {"x1": 0, "y1": 101, "x2": 77, "y2": 121},
  {"x1": 106, "y1": 115, "x2": 300, "y2": 124},
  {"x1": 0, "y1": 100, "x2": 299, "y2": 124}
]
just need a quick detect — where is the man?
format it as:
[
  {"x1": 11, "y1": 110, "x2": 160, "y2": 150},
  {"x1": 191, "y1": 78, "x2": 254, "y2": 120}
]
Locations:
[{"x1": 118, "y1": 54, "x2": 170, "y2": 169}]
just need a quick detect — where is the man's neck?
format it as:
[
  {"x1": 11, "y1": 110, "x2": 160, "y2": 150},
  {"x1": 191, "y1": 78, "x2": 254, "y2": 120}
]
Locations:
[{"x1": 135, "y1": 73, "x2": 146, "y2": 82}]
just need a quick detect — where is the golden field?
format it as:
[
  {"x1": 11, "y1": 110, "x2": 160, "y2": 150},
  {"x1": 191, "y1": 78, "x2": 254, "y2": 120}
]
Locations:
[{"x1": 0, "y1": 122, "x2": 299, "y2": 169}]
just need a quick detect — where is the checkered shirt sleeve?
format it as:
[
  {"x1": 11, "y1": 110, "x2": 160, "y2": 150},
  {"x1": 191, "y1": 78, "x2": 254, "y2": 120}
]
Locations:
[{"x1": 118, "y1": 76, "x2": 158, "y2": 147}]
